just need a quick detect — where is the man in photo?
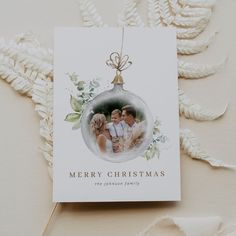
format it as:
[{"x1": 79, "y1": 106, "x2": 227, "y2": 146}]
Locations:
[{"x1": 122, "y1": 105, "x2": 145, "y2": 150}]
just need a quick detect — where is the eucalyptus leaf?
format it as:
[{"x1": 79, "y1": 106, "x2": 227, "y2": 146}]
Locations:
[
  {"x1": 82, "y1": 93, "x2": 90, "y2": 100},
  {"x1": 70, "y1": 96, "x2": 82, "y2": 112},
  {"x1": 67, "y1": 73, "x2": 79, "y2": 87},
  {"x1": 90, "y1": 79, "x2": 100, "y2": 88},
  {"x1": 64, "y1": 113, "x2": 81, "y2": 122},
  {"x1": 72, "y1": 120, "x2": 81, "y2": 130},
  {"x1": 77, "y1": 81, "x2": 85, "y2": 90}
]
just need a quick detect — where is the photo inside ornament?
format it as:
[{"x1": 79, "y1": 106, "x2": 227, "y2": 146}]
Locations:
[{"x1": 81, "y1": 84, "x2": 154, "y2": 163}]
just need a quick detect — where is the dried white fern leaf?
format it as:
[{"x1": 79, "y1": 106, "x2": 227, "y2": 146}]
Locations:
[
  {"x1": 14, "y1": 32, "x2": 53, "y2": 79},
  {"x1": 42, "y1": 139, "x2": 53, "y2": 178},
  {"x1": 14, "y1": 31, "x2": 41, "y2": 47},
  {"x1": 13, "y1": 31, "x2": 53, "y2": 64},
  {"x1": 78, "y1": 0, "x2": 105, "y2": 27},
  {"x1": 173, "y1": 14, "x2": 210, "y2": 28},
  {"x1": 149, "y1": 0, "x2": 211, "y2": 29},
  {"x1": 180, "y1": 129, "x2": 236, "y2": 169},
  {"x1": 180, "y1": 7, "x2": 212, "y2": 17},
  {"x1": 41, "y1": 141, "x2": 53, "y2": 165},
  {"x1": 32, "y1": 78, "x2": 53, "y2": 115},
  {"x1": 179, "y1": 0, "x2": 216, "y2": 9},
  {"x1": 147, "y1": 0, "x2": 162, "y2": 26},
  {"x1": 32, "y1": 78, "x2": 53, "y2": 172},
  {"x1": 176, "y1": 18, "x2": 210, "y2": 39},
  {"x1": 42, "y1": 149, "x2": 53, "y2": 164},
  {"x1": 32, "y1": 79, "x2": 53, "y2": 116},
  {"x1": 0, "y1": 34, "x2": 51, "y2": 115},
  {"x1": 118, "y1": 0, "x2": 145, "y2": 26},
  {"x1": 0, "y1": 43, "x2": 53, "y2": 77},
  {"x1": 177, "y1": 32, "x2": 217, "y2": 55},
  {"x1": 40, "y1": 119, "x2": 53, "y2": 142},
  {"x1": 167, "y1": 0, "x2": 182, "y2": 15},
  {"x1": 8, "y1": 39, "x2": 53, "y2": 64},
  {"x1": 0, "y1": 54, "x2": 33, "y2": 96},
  {"x1": 160, "y1": 0, "x2": 174, "y2": 25},
  {"x1": 178, "y1": 59, "x2": 226, "y2": 79},
  {"x1": 179, "y1": 89, "x2": 226, "y2": 121}
]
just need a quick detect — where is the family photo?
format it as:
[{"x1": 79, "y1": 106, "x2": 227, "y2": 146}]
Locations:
[{"x1": 89, "y1": 103, "x2": 147, "y2": 156}]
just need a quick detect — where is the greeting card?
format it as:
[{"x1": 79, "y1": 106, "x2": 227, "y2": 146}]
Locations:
[{"x1": 53, "y1": 27, "x2": 180, "y2": 202}]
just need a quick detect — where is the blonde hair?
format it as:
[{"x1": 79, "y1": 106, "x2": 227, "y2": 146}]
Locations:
[
  {"x1": 111, "y1": 109, "x2": 121, "y2": 117},
  {"x1": 90, "y1": 113, "x2": 106, "y2": 136}
]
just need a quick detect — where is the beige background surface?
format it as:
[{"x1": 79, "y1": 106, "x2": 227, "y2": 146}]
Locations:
[{"x1": 0, "y1": 0, "x2": 236, "y2": 235}]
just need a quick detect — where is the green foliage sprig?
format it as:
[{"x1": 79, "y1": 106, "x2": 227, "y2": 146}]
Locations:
[
  {"x1": 64, "y1": 73, "x2": 100, "y2": 130},
  {"x1": 143, "y1": 119, "x2": 168, "y2": 160}
]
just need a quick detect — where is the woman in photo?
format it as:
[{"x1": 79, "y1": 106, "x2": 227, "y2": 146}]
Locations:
[{"x1": 90, "y1": 113, "x2": 113, "y2": 154}]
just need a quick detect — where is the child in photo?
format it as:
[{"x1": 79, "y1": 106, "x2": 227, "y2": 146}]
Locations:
[{"x1": 107, "y1": 109, "x2": 125, "y2": 153}]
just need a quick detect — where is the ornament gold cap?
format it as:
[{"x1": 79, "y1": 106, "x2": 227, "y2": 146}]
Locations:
[{"x1": 112, "y1": 73, "x2": 124, "y2": 84}]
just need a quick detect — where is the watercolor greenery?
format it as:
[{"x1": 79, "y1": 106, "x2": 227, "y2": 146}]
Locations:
[
  {"x1": 143, "y1": 119, "x2": 168, "y2": 160},
  {"x1": 64, "y1": 73, "x2": 100, "y2": 130}
]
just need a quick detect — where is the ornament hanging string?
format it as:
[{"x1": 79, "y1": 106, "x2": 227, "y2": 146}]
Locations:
[
  {"x1": 106, "y1": 27, "x2": 132, "y2": 83},
  {"x1": 120, "y1": 26, "x2": 124, "y2": 59}
]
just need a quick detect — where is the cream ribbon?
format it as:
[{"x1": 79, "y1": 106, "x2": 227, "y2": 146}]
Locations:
[{"x1": 138, "y1": 216, "x2": 236, "y2": 236}]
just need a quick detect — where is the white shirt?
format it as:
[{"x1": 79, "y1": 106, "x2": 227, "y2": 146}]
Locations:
[
  {"x1": 123, "y1": 122, "x2": 137, "y2": 141},
  {"x1": 107, "y1": 121, "x2": 125, "y2": 138}
]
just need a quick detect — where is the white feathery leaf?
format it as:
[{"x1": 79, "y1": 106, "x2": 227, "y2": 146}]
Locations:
[
  {"x1": 32, "y1": 79, "x2": 53, "y2": 125},
  {"x1": 173, "y1": 14, "x2": 210, "y2": 28},
  {"x1": 118, "y1": 0, "x2": 145, "y2": 26},
  {"x1": 180, "y1": 7, "x2": 212, "y2": 17},
  {"x1": 40, "y1": 119, "x2": 53, "y2": 142},
  {"x1": 40, "y1": 141, "x2": 53, "y2": 160},
  {"x1": 78, "y1": 0, "x2": 105, "y2": 27},
  {"x1": 160, "y1": 0, "x2": 174, "y2": 25},
  {"x1": 0, "y1": 42, "x2": 53, "y2": 77},
  {"x1": 35, "y1": 104, "x2": 49, "y2": 119},
  {"x1": 0, "y1": 55, "x2": 33, "y2": 96},
  {"x1": 147, "y1": 0, "x2": 162, "y2": 27},
  {"x1": 179, "y1": 89, "x2": 227, "y2": 121},
  {"x1": 32, "y1": 78, "x2": 53, "y2": 172},
  {"x1": 32, "y1": 78, "x2": 53, "y2": 108},
  {"x1": 177, "y1": 32, "x2": 217, "y2": 55},
  {"x1": 0, "y1": 35, "x2": 52, "y2": 96},
  {"x1": 9, "y1": 39, "x2": 53, "y2": 64},
  {"x1": 14, "y1": 31, "x2": 41, "y2": 47},
  {"x1": 178, "y1": 58, "x2": 226, "y2": 79},
  {"x1": 178, "y1": 0, "x2": 216, "y2": 9},
  {"x1": 168, "y1": 0, "x2": 182, "y2": 15},
  {"x1": 176, "y1": 17, "x2": 210, "y2": 39},
  {"x1": 180, "y1": 129, "x2": 236, "y2": 169},
  {"x1": 13, "y1": 31, "x2": 53, "y2": 77},
  {"x1": 42, "y1": 150, "x2": 53, "y2": 164}
]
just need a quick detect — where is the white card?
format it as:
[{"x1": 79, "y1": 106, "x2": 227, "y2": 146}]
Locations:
[{"x1": 53, "y1": 27, "x2": 180, "y2": 202}]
